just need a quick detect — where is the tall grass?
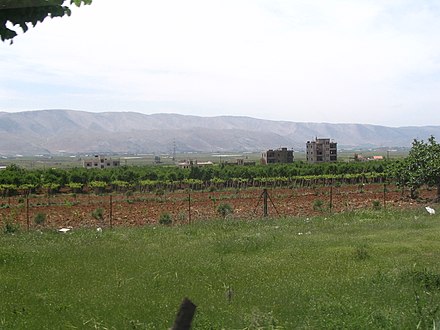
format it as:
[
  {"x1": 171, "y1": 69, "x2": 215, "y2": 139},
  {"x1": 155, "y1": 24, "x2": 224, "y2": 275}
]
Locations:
[{"x1": 1, "y1": 207, "x2": 440, "y2": 328}]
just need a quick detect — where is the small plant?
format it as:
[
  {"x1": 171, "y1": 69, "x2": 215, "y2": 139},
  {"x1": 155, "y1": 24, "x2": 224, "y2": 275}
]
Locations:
[
  {"x1": 313, "y1": 199, "x2": 324, "y2": 211},
  {"x1": 3, "y1": 213, "x2": 19, "y2": 234},
  {"x1": 159, "y1": 212, "x2": 172, "y2": 225},
  {"x1": 353, "y1": 244, "x2": 370, "y2": 261},
  {"x1": 372, "y1": 200, "x2": 381, "y2": 210},
  {"x1": 217, "y1": 203, "x2": 233, "y2": 218},
  {"x1": 91, "y1": 208, "x2": 104, "y2": 221},
  {"x1": 177, "y1": 211, "x2": 187, "y2": 222},
  {"x1": 210, "y1": 195, "x2": 217, "y2": 209},
  {"x1": 34, "y1": 212, "x2": 46, "y2": 226},
  {"x1": 4, "y1": 221, "x2": 20, "y2": 234}
]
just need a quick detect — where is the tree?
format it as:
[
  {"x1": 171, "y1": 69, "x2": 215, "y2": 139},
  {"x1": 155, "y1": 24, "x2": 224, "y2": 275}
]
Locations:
[
  {"x1": 392, "y1": 136, "x2": 440, "y2": 200},
  {"x1": 0, "y1": 0, "x2": 92, "y2": 43}
]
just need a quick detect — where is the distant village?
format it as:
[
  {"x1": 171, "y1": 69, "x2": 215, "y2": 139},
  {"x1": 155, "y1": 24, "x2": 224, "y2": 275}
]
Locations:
[{"x1": 81, "y1": 137, "x2": 384, "y2": 169}]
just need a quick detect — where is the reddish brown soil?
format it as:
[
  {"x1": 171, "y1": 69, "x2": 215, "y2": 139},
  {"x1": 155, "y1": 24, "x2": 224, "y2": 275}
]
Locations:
[{"x1": 1, "y1": 184, "x2": 437, "y2": 230}]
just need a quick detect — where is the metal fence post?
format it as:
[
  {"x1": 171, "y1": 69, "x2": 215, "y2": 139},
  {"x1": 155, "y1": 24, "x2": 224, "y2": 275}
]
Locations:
[
  {"x1": 109, "y1": 194, "x2": 113, "y2": 229},
  {"x1": 263, "y1": 188, "x2": 268, "y2": 217},
  {"x1": 26, "y1": 197, "x2": 30, "y2": 231},
  {"x1": 188, "y1": 192, "x2": 191, "y2": 224},
  {"x1": 329, "y1": 186, "x2": 333, "y2": 212}
]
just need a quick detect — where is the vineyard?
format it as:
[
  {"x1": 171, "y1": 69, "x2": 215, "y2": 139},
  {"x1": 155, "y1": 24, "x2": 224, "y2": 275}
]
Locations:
[
  {"x1": 1, "y1": 159, "x2": 437, "y2": 230},
  {"x1": 0, "y1": 160, "x2": 388, "y2": 195}
]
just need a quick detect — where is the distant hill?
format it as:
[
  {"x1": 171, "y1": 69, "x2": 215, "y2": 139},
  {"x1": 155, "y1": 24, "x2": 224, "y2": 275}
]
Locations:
[{"x1": 0, "y1": 109, "x2": 439, "y2": 155}]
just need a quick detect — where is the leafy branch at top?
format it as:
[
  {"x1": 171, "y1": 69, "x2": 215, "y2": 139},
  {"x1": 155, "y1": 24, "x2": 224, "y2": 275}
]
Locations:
[{"x1": 0, "y1": 0, "x2": 92, "y2": 43}]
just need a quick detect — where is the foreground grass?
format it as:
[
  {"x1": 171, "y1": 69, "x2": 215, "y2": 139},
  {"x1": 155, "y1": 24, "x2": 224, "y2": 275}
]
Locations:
[{"x1": 2, "y1": 207, "x2": 440, "y2": 329}]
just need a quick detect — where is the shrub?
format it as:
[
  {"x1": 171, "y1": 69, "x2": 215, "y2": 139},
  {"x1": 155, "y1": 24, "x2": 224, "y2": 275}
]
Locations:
[
  {"x1": 91, "y1": 208, "x2": 104, "y2": 221},
  {"x1": 3, "y1": 214, "x2": 19, "y2": 234},
  {"x1": 159, "y1": 212, "x2": 172, "y2": 225},
  {"x1": 372, "y1": 200, "x2": 381, "y2": 210},
  {"x1": 313, "y1": 199, "x2": 324, "y2": 211},
  {"x1": 217, "y1": 203, "x2": 233, "y2": 218},
  {"x1": 4, "y1": 221, "x2": 20, "y2": 234},
  {"x1": 34, "y1": 212, "x2": 46, "y2": 226}
]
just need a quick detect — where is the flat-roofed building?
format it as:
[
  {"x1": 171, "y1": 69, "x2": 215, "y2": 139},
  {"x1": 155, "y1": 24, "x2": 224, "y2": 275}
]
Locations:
[
  {"x1": 261, "y1": 147, "x2": 294, "y2": 164},
  {"x1": 83, "y1": 155, "x2": 121, "y2": 169},
  {"x1": 177, "y1": 160, "x2": 213, "y2": 169},
  {"x1": 306, "y1": 138, "x2": 337, "y2": 163}
]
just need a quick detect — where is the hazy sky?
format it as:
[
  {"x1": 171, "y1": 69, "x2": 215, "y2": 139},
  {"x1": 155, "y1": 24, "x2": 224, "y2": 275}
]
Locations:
[{"x1": 1, "y1": 0, "x2": 440, "y2": 127}]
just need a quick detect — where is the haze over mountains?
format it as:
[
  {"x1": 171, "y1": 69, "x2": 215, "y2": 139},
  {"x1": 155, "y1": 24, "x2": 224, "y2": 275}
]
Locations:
[{"x1": 1, "y1": 110, "x2": 439, "y2": 156}]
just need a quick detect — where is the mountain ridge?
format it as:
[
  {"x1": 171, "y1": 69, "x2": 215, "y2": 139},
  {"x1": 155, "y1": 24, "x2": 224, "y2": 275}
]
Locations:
[{"x1": 0, "y1": 109, "x2": 439, "y2": 155}]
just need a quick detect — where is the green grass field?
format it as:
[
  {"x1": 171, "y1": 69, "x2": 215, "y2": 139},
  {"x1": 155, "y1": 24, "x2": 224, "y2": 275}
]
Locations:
[{"x1": 2, "y1": 207, "x2": 440, "y2": 329}]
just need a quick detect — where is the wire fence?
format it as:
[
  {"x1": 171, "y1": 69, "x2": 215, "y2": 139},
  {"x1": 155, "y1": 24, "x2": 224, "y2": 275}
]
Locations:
[{"x1": 0, "y1": 183, "x2": 437, "y2": 231}]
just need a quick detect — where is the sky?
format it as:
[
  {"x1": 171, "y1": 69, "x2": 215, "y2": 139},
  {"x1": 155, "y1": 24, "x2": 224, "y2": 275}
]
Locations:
[{"x1": 1, "y1": 0, "x2": 440, "y2": 127}]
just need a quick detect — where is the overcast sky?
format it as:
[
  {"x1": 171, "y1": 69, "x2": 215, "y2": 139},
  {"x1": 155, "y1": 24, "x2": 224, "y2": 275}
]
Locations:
[{"x1": 1, "y1": 0, "x2": 440, "y2": 127}]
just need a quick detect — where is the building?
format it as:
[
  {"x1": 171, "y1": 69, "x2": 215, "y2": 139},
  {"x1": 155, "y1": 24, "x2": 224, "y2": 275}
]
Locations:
[
  {"x1": 261, "y1": 147, "x2": 294, "y2": 164},
  {"x1": 82, "y1": 155, "x2": 121, "y2": 169},
  {"x1": 223, "y1": 158, "x2": 256, "y2": 166},
  {"x1": 353, "y1": 154, "x2": 384, "y2": 162},
  {"x1": 306, "y1": 138, "x2": 337, "y2": 163},
  {"x1": 176, "y1": 160, "x2": 213, "y2": 169}
]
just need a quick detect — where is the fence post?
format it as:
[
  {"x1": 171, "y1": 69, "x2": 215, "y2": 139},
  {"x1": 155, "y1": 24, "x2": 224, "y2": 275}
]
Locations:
[
  {"x1": 383, "y1": 183, "x2": 386, "y2": 209},
  {"x1": 109, "y1": 194, "x2": 113, "y2": 229},
  {"x1": 263, "y1": 188, "x2": 268, "y2": 217},
  {"x1": 329, "y1": 186, "x2": 333, "y2": 212},
  {"x1": 188, "y1": 192, "x2": 191, "y2": 224},
  {"x1": 26, "y1": 197, "x2": 30, "y2": 231}
]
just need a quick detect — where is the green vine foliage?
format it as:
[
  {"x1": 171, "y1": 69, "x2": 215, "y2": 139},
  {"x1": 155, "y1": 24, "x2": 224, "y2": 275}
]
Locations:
[
  {"x1": 0, "y1": 0, "x2": 92, "y2": 43},
  {"x1": 0, "y1": 160, "x2": 393, "y2": 195}
]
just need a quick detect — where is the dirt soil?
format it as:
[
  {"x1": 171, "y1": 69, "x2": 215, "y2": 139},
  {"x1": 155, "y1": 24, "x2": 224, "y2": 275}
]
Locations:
[{"x1": 1, "y1": 184, "x2": 437, "y2": 230}]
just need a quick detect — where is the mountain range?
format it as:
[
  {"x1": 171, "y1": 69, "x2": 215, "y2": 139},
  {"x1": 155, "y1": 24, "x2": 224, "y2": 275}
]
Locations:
[{"x1": 1, "y1": 109, "x2": 439, "y2": 155}]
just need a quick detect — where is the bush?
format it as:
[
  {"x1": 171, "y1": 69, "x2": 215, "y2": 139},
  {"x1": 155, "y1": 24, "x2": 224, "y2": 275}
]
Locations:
[
  {"x1": 91, "y1": 208, "x2": 104, "y2": 221},
  {"x1": 34, "y1": 212, "x2": 46, "y2": 226},
  {"x1": 217, "y1": 203, "x2": 233, "y2": 218},
  {"x1": 313, "y1": 199, "x2": 324, "y2": 211},
  {"x1": 159, "y1": 212, "x2": 172, "y2": 225},
  {"x1": 4, "y1": 222, "x2": 19, "y2": 234},
  {"x1": 372, "y1": 200, "x2": 381, "y2": 210},
  {"x1": 3, "y1": 216, "x2": 19, "y2": 234}
]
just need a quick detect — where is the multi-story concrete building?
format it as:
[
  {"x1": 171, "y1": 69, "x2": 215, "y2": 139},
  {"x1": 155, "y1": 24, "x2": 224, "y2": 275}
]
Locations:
[
  {"x1": 261, "y1": 147, "x2": 294, "y2": 164},
  {"x1": 306, "y1": 138, "x2": 337, "y2": 163},
  {"x1": 82, "y1": 155, "x2": 121, "y2": 169}
]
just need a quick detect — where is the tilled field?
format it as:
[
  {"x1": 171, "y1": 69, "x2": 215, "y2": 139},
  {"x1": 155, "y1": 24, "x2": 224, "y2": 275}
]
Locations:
[{"x1": 1, "y1": 184, "x2": 436, "y2": 230}]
